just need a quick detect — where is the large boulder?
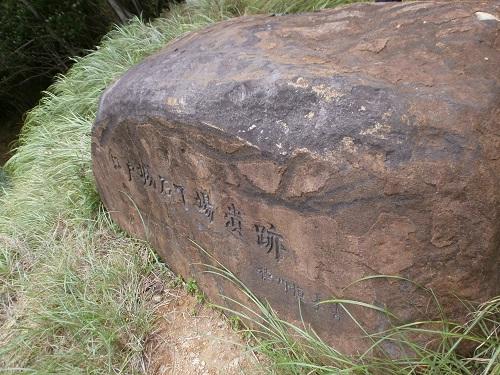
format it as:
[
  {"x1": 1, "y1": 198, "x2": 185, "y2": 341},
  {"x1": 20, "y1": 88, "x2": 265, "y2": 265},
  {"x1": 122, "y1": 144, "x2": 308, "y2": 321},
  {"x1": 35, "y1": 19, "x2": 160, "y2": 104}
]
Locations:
[{"x1": 92, "y1": 1, "x2": 500, "y2": 354}]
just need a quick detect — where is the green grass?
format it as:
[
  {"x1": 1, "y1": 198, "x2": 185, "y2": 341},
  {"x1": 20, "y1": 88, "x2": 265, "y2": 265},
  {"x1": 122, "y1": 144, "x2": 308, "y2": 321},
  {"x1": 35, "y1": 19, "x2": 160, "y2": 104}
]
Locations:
[
  {"x1": 192, "y1": 241, "x2": 500, "y2": 375},
  {"x1": 0, "y1": 0, "x2": 498, "y2": 374},
  {"x1": 0, "y1": 225, "x2": 173, "y2": 373},
  {"x1": 0, "y1": 167, "x2": 8, "y2": 192}
]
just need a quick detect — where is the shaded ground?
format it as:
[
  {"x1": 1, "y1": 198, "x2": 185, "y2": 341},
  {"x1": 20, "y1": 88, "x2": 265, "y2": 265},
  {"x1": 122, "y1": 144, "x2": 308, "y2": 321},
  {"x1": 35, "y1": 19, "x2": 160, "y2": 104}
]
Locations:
[
  {"x1": 0, "y1": 116, "x2": 22, "y2": 165},
  {"x1": 145, "y1": 287, "x2": 265, "y2": 374}
]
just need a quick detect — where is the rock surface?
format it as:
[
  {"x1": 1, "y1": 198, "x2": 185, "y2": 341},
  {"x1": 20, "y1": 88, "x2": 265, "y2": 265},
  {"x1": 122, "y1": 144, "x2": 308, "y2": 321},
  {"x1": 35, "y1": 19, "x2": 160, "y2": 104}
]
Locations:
[{"x1": 92, "y1": 1, "x2": 500, "y2": 354}]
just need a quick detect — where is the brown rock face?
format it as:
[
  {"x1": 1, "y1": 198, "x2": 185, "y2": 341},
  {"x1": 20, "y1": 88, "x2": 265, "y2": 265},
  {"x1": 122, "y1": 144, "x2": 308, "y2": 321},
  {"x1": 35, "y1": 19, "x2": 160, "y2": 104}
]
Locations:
[{"x1": 92, "y1": 1, "x2": 500, "y2": 354}]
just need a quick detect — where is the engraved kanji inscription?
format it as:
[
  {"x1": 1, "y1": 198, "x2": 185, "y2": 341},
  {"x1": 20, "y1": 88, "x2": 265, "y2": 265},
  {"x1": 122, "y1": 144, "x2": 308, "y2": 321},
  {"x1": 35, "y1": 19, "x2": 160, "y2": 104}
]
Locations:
[
  {"x1": 331, "y1": 303, "x2": 341, "y2": 321},
  {"x1": 126, "y1": 161, "x2": 135, "y2": 181},
  {"x1": 126, "y1": 161, "x2": 156, "y2": 187},
  {"x1": 313, "y1": 293, "x2": 321, "y2": 312},
  {"x1": 312, "y1": 293, "x2": 341, "y2": 320},
  {"x1": 255, "y1": 224, "x2": 286, "y2": 260},
  {"x1": 257, "y1": 266, "x2": 273, "y2": 281},
  {"x1": 109, "y1": 151, "x2": 121, "y2": 169},
  {"x1": 159, "y1": 176, "x2": 172, "y2": 195},
  {"x1": 138, "y1": 163, "x2": 154, "y2": 187},
  {"x1": 256, "y1": 267, "x2": 304, "y2": 301},
  {"x1": 277, "y1": 277, "x2": 304, "y2": 300},
  {"x1": 195, "y1": 190, "x2": 214, "y2": 222},
  {"x1": 124, "y1": 158, "x2": 188, "y2": 205},
  {"x1": 224, "y1": 203, "x2": 242, "y2": 236},
  {"x1": 174, "y1": 184, "x2": 186, "y2": 205}
]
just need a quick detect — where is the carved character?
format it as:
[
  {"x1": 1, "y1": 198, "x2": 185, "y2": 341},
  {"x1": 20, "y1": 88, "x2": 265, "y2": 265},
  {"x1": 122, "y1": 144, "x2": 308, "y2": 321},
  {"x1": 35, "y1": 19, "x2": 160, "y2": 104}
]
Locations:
[
  {"x1": 281, "y1": 279, "x2": 304, "y2": 300},
  {"x1": 255, "y1": 224, "x2": 286, "y2": 260},
  {"x1": 109, "y1": 152, "x2": 121, "y2": 169},
  {"x1": 173, "y1": 184, "x2": 186, "y2": 205},
  {"x1": 159, "y1": 176, "x2": 172, "y2": 195},
  {"x1": 224, "y1": 203, "x2": 242, "y2": 236},
  {"x1": 257, "y1": 267, "x2": 273, "y2": 281},
  {"x1": 195, "y1": 190, "x2": 213, "y2": 222},
  {"x1": 138, "y1": 163, "x2": 154, "y2": 187},
  {"x1": 126, "y1": 161, "x2": 135, "y2": 181},
  {"x1": 331, "y1": 303, "x2": 341, "y2": 321},
  {"x1": 313, "y1": 293, "x2": 321, "y2": 312}
]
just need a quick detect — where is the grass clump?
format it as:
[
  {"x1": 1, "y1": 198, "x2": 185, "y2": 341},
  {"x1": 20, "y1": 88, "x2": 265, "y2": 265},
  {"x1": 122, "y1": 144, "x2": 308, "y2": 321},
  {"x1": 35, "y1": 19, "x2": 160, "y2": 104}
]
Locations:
[
  {"x1": 1, "y1": 225, "x2": 172, "y2": 373},
  {"x1": 191, "y1": 241, "x2": 500, "y2": 375},
  {"x1": 0, "y1": 167, "x2": 8, "y2": 192},
  {"x1": 186, "y1": 278, "x2": 206, "y2": 304}
]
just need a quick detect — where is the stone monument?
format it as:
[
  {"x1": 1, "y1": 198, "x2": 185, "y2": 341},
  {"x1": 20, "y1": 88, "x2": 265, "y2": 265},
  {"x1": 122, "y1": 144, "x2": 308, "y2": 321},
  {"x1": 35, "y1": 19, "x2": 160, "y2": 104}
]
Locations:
[{"x1": 92, "y1": 1, "x2": 500, "y2": 354}]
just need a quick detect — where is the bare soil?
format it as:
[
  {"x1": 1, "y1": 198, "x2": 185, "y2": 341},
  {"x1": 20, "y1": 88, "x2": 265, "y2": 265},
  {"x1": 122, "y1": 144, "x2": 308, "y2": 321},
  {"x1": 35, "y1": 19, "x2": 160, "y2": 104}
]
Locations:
[{"x1": 145, "y1": 287, "x2": 266, "y2": 375}]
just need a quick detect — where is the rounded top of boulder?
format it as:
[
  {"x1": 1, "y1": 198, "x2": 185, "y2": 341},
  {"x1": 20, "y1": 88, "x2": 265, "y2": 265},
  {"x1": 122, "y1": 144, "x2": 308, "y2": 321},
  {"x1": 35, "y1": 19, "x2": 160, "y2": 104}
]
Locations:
[{"x1": 96, "y1": 0, "x2": 499, "y2": 163}]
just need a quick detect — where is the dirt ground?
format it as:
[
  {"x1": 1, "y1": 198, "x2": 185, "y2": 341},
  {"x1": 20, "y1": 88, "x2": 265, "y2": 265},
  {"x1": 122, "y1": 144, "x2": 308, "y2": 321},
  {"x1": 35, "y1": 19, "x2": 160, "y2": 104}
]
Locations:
[{"x1": 144, "y1": 286, "x2": 267, "y2": 375}]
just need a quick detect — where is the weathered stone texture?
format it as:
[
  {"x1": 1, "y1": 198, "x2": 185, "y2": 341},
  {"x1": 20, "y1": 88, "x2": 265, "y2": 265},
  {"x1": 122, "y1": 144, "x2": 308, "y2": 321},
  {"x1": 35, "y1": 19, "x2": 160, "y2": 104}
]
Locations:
[{"x1": 92, "y1": 1, "x2": 500, "y2": 354}]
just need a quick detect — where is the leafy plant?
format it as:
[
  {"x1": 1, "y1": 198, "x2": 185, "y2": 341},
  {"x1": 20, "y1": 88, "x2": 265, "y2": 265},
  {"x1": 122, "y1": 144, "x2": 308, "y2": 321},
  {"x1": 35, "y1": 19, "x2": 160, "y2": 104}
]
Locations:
[
  {"x1": 186, "y1": 278, "x2": 199, "y2": 295},
  {"x1": 186, "y1": 278, "x2": 206, "y2": 304}
]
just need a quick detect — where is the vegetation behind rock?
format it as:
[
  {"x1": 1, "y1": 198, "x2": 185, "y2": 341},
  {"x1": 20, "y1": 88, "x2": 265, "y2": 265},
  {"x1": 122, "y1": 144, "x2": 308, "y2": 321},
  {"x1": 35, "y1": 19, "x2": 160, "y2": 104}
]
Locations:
[{"x1": 0, "y1": 0, "x2": 173, "y2": 154}]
